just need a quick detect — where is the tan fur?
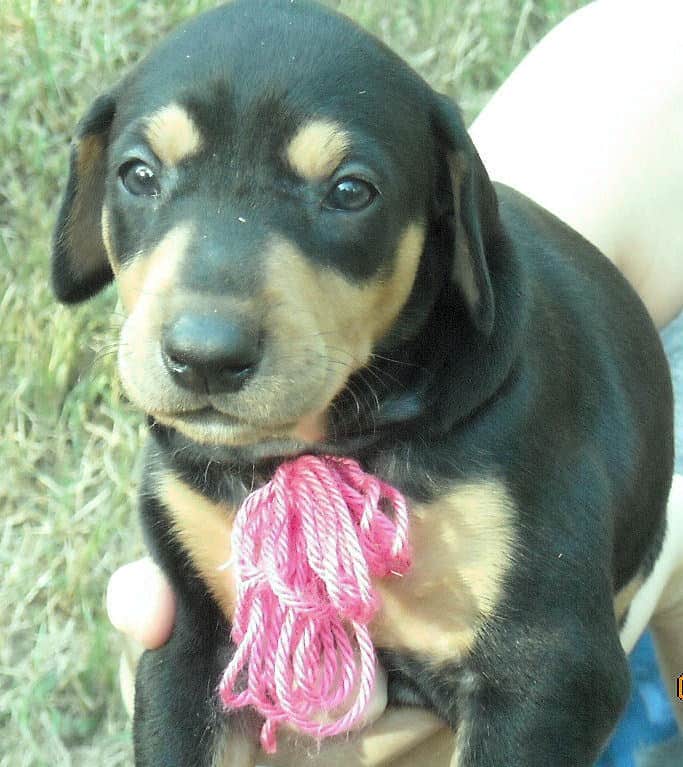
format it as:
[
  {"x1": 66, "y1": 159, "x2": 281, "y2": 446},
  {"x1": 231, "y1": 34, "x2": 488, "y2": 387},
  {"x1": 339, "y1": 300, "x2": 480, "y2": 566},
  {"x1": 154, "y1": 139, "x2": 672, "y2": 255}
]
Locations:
[
  {"x1": 449, "y1": 724, "x2": 469, "y2": 767},
  {"x1": 286, "y1": 120, "x2": 351, "y2": 180},
  {"x1": 148, "y1": 224, "x2": 425, "y2": 447},
  {"x1": 157, "y1": 412, "x2": 284, "y2": 447},
  {"x1": 101, "y1": 206, "x2": 117, "y2": 271},
  {"x1": 447, "y1": 671, "x2": 481, "y2": 767},
  {"x1": 265, "y1": 223, "x2": 424, "y2": 391},
  {"x1": 614, "y1": 573, "x2": 644, "y2": 622},
  {"x1": 158, "y1": 472, "x2": 237, "y2": 618},
  {"x1": 117, "y1": 224, "x2": 200, "y2": 415},
  {"x1": 118, "y1": 223, "x2": 193, "y2": 313},
  {"x1": 145, "y1": 103, "x2": 203, "y2": 166},
  {"x1": 371, "y1": 481, "x2": 516, "y2": 662},
  {"x1": 158, "y1": 472, "x2": 514, "y2": 667},
  {"x1": 66, "y1": 133, "x2": 108, "y2": 273},
  {"x1": 115, "y1": 218, "x2": 424, "y2": 450}
]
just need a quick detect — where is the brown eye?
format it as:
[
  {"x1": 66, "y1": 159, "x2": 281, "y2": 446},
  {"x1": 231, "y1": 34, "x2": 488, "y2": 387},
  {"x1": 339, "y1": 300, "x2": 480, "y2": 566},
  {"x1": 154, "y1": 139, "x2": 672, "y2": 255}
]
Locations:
[
  {"x1": 324, "y1": 177, "x2": 377, "y2": 211},
  {"x1": 120, "y1": 160, "x2": 160, "y2": 197}
]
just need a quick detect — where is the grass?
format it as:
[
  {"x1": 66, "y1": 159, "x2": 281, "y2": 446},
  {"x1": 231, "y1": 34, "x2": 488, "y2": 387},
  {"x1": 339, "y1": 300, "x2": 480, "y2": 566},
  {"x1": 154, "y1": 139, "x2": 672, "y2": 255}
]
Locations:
[{"x1": 1, "y1": 1, "x2": 586, "y2": 764}]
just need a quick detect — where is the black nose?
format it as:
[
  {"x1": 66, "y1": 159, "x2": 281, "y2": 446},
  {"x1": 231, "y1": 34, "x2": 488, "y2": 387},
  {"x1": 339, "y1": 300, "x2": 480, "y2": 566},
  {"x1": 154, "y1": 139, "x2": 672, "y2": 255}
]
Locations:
[{"x1": 162, "y1": 314, "x2": 260, "y2": 394}]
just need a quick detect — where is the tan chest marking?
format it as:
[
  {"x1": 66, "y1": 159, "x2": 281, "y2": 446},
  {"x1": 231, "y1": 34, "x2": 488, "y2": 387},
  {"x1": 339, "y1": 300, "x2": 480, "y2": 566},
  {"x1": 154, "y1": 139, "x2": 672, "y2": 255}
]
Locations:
[
  {"x1": 158, "y1": 473, "x2": 237, "y2": 617},
  {"x1": 158, "y1": 473, "x2": 516, "y2": 667},
  {"x1": 371, "y1": 480, "x2": 516, "y2": 662}
]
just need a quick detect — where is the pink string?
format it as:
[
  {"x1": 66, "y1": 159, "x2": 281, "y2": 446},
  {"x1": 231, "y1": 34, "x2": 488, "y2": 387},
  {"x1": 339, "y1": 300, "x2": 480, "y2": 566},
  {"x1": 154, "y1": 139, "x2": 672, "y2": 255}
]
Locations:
[{"x1": 218, "y1": 455, "x2": 412, "y2": 753}]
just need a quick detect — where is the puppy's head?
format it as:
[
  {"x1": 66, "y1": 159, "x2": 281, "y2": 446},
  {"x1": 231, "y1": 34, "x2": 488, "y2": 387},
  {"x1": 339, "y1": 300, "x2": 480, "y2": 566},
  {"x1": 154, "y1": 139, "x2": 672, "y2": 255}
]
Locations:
[{"x1": 52, "y1": 0, "x2": 500, "y2": 459}]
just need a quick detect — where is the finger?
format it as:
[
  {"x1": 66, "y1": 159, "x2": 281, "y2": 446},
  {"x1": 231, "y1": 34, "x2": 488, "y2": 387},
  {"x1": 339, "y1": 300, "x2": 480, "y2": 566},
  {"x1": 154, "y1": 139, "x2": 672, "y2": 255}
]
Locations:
[{"x1": 106, "y1": 557, "x2": 176, "y2": 649}]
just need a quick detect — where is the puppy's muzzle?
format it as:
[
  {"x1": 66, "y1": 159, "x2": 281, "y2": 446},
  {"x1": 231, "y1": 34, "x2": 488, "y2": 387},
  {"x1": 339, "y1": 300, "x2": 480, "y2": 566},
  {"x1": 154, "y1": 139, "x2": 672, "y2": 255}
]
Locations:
[{"x1": 161, "y1": 313, "x2": 261, "y2": 394}]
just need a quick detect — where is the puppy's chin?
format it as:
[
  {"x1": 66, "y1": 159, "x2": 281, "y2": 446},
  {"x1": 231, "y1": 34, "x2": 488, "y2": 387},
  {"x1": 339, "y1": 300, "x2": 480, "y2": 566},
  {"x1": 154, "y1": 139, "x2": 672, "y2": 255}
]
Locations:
[{"x1": 150, "y1": 407, "x2": 328, "y2": 466}]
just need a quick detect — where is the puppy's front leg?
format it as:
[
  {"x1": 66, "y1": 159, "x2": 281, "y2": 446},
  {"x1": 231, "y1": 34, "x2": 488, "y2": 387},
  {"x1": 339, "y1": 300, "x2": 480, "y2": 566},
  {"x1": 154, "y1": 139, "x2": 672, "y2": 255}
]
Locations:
[
  {"x1": 441, "y1": 617, "x2": 630, "y2": 767},
  {"x1": 133, "y1": 596, "x2": 255, "y2": 767}
]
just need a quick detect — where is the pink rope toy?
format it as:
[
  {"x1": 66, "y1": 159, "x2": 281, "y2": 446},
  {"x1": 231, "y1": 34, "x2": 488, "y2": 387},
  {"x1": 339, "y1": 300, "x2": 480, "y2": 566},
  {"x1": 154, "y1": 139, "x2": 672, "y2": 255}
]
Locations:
[{"x1": 218, "y1": 454, "x2": 412, "y2": 753}]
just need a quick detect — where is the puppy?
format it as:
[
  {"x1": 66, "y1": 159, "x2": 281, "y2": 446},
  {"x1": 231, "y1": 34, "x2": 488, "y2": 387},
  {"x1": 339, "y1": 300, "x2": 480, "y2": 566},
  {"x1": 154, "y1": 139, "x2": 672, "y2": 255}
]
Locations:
[{"x1": 52, "y1": 1, "x2": 674, "y2": 765}]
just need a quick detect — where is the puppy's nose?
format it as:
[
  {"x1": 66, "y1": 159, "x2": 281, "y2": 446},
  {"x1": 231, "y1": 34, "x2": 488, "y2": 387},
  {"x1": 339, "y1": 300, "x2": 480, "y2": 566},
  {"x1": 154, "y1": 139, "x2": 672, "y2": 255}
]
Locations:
[{"x1": 162, "y1": 314, "x2": 260, "y2": 394}]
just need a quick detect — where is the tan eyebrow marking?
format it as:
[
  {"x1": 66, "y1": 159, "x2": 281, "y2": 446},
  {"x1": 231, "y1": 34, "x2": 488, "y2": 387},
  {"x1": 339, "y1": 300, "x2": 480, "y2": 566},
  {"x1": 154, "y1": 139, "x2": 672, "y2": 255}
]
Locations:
[
  {"x1": 144, "y1": 103, "x2": 203, "y2": 166},
  {"x1": 286, "y1": 119, "x2": 351, "y2": 181}
]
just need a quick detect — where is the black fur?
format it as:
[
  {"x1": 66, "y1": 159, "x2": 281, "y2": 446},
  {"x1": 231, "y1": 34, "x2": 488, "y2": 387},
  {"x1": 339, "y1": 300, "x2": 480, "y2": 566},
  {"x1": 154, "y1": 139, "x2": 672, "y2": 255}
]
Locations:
[
  {"x1": 52, "y1": 2, "x2": 673, "y2": 765},
  {"x1": 52, "y1": 94, "x2": 116, "y2": 302}
]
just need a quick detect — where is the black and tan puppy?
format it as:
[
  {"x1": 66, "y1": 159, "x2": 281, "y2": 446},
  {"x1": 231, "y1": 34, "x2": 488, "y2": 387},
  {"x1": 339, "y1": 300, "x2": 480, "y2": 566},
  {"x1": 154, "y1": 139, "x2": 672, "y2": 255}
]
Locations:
[{"x1": 52, "y1": 1, "x2": 674, "y2": 765}]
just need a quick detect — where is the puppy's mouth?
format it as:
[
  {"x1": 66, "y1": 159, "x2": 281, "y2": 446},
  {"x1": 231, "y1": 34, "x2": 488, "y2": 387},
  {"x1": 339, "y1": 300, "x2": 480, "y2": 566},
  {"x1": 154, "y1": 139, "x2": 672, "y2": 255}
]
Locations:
[
  {"x1": 170, "y1": 406, "x2": 241, "y2": 427},
  {"x1": 151, "y1": 405, "x2": 327, "y2": 449}
]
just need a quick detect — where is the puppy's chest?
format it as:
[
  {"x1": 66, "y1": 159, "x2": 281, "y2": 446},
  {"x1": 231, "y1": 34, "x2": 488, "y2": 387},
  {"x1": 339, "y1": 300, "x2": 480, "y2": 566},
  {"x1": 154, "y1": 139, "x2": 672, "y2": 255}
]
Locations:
[{"x1": 158, "y1": 472, "x2": 516, "y2": 663}]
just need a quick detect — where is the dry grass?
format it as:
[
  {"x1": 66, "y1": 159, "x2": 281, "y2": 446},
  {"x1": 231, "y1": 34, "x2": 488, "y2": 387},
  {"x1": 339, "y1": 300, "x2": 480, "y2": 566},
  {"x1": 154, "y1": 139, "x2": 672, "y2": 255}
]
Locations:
[{"x1": 1, "y1": 1, "x2": 586, "y2": 764}]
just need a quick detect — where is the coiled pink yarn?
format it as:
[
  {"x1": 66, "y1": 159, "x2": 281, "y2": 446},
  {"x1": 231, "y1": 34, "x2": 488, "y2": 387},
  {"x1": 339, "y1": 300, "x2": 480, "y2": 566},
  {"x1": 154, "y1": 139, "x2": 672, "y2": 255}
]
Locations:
[{"x1": 218, "y1": 454, "x2": 412, "y2": 753}]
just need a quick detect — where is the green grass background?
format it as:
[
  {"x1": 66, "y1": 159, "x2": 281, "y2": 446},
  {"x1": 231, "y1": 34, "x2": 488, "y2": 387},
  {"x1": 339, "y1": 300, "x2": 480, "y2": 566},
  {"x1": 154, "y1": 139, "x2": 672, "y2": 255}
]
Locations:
[{"x1": 1, "y1": 1, "x2": 587, "y2": 764}]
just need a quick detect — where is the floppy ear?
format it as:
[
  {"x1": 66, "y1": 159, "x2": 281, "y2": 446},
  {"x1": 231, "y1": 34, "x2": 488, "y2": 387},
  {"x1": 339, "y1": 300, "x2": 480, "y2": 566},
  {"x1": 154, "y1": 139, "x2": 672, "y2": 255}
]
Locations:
[
  {"x1": 52, "y1": 93, "x2": 116, "y2": 303},
  {"x1": 432, "y1": 93, "x2": 499, "y2": 336}
]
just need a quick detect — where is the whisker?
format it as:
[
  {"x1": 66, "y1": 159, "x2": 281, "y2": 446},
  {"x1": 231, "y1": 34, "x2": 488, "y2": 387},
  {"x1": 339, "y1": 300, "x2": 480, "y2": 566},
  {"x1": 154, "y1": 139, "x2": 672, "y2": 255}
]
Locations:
[
  {"x1": 365, "y1": 363, "x2": 405, "y2": 390},
  {"x1": 369, "y1": 352, "x2": 422, "y2": 368}
]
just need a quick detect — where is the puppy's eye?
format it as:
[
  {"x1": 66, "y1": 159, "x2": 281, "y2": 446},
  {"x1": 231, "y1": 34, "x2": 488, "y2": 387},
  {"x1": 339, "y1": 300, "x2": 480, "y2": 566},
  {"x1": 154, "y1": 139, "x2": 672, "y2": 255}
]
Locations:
[
  {"x1": 324, "y1": 177, "x2": 377, "y2": 211},
  {"x1": 119, "y1": 161, "x2": 160, "y2": 197}
]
